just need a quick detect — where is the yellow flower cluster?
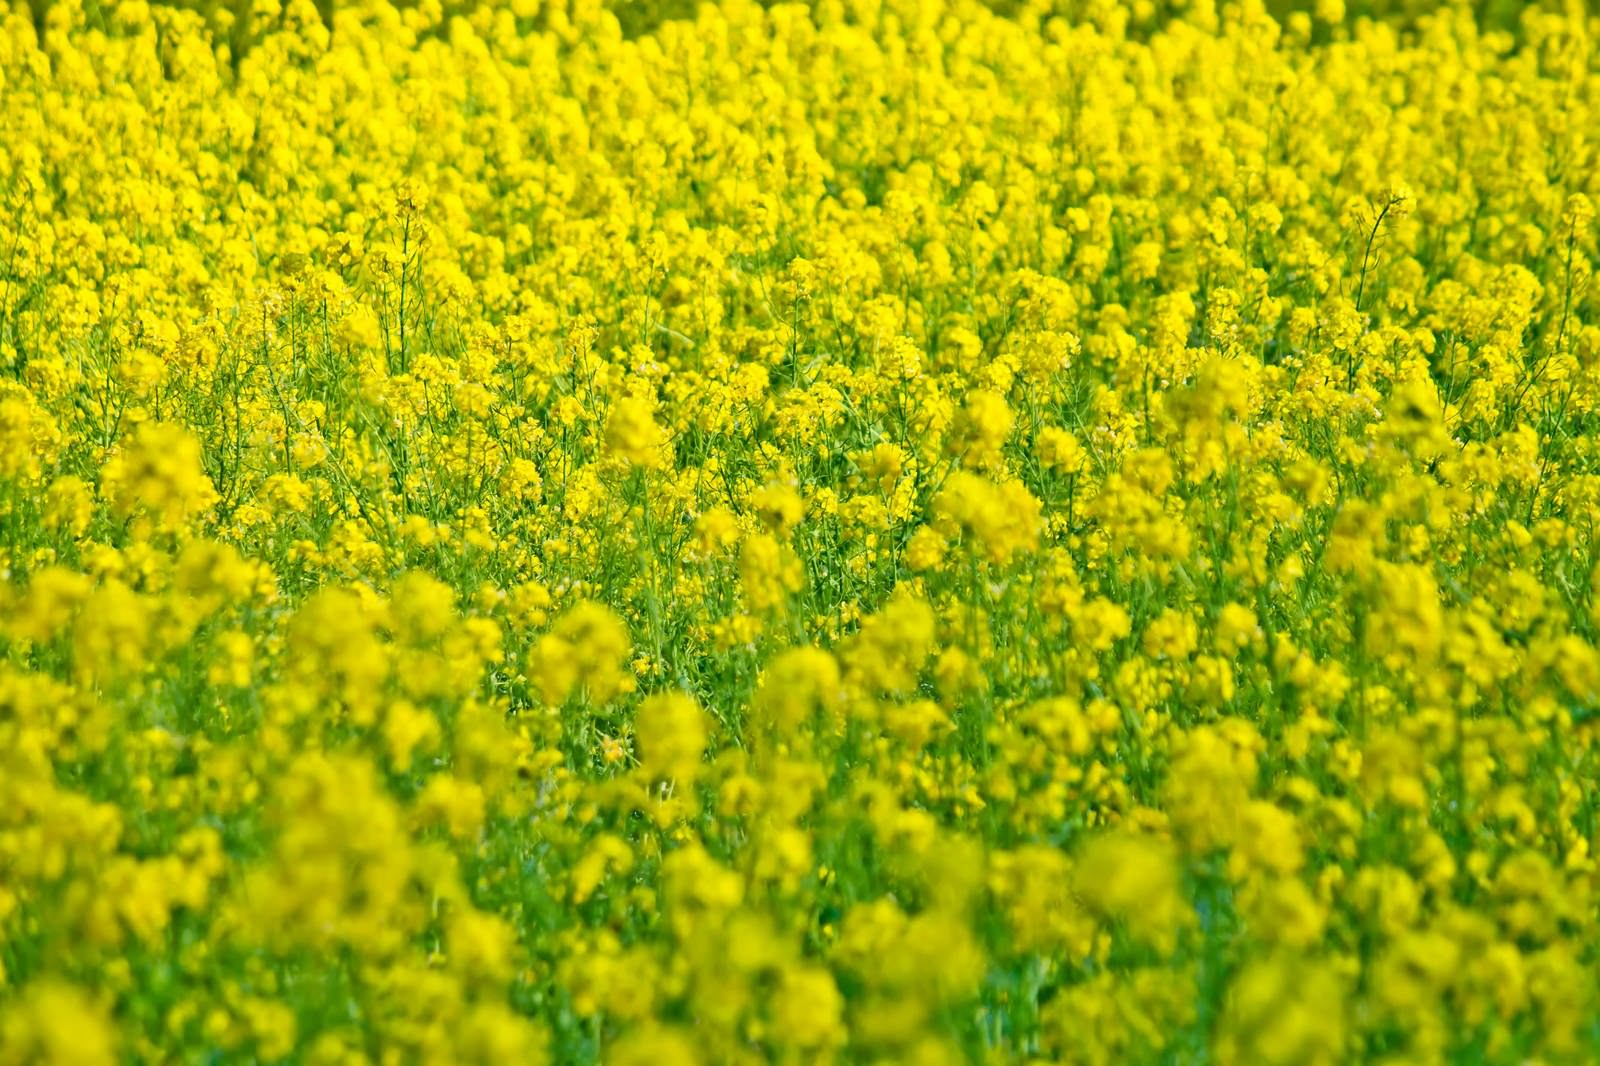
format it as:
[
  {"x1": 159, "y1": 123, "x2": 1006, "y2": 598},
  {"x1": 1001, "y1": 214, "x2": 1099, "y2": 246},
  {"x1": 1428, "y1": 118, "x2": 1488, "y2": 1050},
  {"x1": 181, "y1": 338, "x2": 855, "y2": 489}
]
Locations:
[{"x1": 2, "y1": 0, "x2": 1599, "y2": 1061}]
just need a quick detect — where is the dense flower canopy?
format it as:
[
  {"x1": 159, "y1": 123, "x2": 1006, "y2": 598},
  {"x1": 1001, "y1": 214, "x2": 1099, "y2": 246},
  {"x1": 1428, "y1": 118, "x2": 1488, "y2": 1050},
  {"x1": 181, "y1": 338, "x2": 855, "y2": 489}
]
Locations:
[{"x1": 2, "y1": 0, "x2": 1599, "y2": 1061}]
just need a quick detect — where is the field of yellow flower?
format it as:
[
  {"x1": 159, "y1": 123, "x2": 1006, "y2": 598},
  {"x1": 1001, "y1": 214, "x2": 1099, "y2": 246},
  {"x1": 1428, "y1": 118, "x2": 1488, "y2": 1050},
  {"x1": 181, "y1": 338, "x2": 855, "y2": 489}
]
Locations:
[{"x1": 2, "y1": 0, "x2": 1599, "y2": 1061}]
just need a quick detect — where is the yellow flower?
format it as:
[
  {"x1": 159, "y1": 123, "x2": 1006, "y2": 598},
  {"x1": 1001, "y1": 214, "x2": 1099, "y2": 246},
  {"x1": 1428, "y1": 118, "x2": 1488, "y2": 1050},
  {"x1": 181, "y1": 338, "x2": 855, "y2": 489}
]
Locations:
[
  {"x1": 635, "y1": 691, "x2": 709, "y2": 784},
  {"x1": 932, "y1": 471, "x2": 1041, "y2": 565},
  {"x1": 605, "y1": 393, "x2": 667, "y2": 470},
  {"x1": 529, "y1": 600, "x2": 632, "y2": 706},
  {"x1": 1215, "y1": 953, "x2": 1346, "y2": 1066},
  {"x1": 0, "y1": 980, "x2": 118, "y2": 1066},
  {"x1": 100, "y1": 422, "x2": 218, "y2": 534},
  {"x1": 739, "y1": 530, "x2": 804, "y2": 614},
  {"x1": 1073, "y1": 831, "x2": 1193, "y2": 954}
]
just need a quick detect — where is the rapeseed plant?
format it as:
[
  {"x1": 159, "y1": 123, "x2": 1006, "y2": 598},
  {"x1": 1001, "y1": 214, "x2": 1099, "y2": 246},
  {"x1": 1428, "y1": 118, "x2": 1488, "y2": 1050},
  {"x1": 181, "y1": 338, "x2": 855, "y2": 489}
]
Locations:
[{"x1": 1, "y1": 0, "x2": 1599, "y2": 1062}]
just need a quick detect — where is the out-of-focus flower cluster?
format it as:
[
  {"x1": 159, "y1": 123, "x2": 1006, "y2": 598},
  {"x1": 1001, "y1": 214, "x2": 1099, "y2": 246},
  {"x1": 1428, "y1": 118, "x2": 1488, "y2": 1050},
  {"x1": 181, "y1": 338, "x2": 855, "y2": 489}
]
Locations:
[{"x1": 2, "y1": 0, "x2": 1599, "y2": 1061}]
